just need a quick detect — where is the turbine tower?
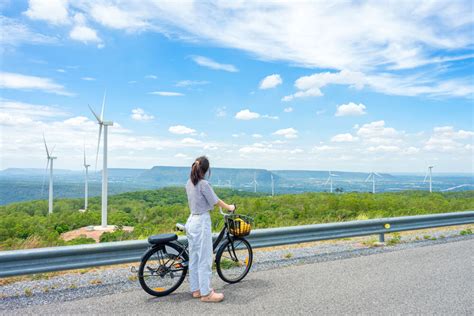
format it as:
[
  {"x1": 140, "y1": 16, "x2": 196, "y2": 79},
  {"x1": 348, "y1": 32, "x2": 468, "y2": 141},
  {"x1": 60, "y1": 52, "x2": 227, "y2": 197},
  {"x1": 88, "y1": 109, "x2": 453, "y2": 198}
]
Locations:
[
  {"x1": 423, "y1": 166, "x2": 434, "y2": 193},
  {"x1": 271, "y1": 174, "x2": 275, "y2": 197},
  {"x1": 89, "y1": 91, "x2": 113, "y2": 228},
  {"x1": 324, "y1": 171, "x2": 339, "y2": 193},
  {"x1": 365, "y1": 172, "x2": 382, "y2": 194},
  {"x1": 83, "y1": 143, "x2": 91, "y2": 210},
  {"x1": 252, "y1": 172, "x2": 258, "y2": 193},
  {"x1": 42, "y1": 135, "x2": 56, "y2": 214}
]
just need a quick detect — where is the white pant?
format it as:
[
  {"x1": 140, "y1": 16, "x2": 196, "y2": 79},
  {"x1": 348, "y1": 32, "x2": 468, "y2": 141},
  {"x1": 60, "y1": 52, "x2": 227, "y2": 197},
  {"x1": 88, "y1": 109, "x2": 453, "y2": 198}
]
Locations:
[{"x1": 186, "y1": 212, "x2": 213, "y2": 296}]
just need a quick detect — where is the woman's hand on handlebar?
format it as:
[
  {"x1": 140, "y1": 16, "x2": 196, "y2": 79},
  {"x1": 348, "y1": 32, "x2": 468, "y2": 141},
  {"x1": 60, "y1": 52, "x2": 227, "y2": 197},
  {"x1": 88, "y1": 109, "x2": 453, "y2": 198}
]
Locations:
[{"x1": 228, "y1": 204, "x2": 236, "y2": 212}]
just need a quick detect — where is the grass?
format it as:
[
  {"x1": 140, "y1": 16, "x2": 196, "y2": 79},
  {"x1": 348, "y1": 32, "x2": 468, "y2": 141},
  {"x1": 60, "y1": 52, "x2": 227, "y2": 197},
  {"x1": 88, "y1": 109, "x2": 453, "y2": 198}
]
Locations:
[
  {"x1": 90, "y1": 279, "x2": 102, "y2": 285},
  {"x1": 387, "y1": 233, "x2": 402, "y2": 246},
  {"x1": 128, "y1": 275, "x2": 138, "y2": 282},
  {"x1": 460, "y1": 228, "x2": 472, "y2": 235},
  {"x1": 24, "y1": 288, "x2": 32, "y2": 297},
  {"x1": 219, "y1": 258, "x2": 241, "y2": 269},
  {"x1": 284, "y1": 252, "x2": 293, "y2": 259}
]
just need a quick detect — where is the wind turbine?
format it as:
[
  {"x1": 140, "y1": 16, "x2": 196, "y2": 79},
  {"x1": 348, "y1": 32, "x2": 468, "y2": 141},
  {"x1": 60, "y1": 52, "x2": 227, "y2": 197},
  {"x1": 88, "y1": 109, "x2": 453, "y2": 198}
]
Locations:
[
  {"x1": 42, "y1": 134, "x2": 56, "y2": 214},
  {"x1": 324, "y1": 171, "x2": 339, "y2": 193},
  {"x1": 423, "y1": 166, "x2": 434, "y2": 193},
  {"x1": 89, "y1": 91, "x2": 113, "y2": 228},
  {"x1": 365, "y1": 172, "x2": 382, "y2": 194},
  {"x1": 252, "y1": 172, "x2": 258, "y2": 193},
  {"x1": 83, "y1": 143, "x2": 91, "y2": 210},
  {"x1": 270, "y1": 174, "x2": 275, "y2": 197}
]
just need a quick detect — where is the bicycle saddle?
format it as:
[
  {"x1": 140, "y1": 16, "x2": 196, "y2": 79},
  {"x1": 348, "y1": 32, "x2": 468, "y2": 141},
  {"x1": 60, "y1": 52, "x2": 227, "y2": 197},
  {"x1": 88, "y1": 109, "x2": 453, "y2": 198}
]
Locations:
[{"x1": 148, "y1": 233, "x2": 178, "y2": 244}]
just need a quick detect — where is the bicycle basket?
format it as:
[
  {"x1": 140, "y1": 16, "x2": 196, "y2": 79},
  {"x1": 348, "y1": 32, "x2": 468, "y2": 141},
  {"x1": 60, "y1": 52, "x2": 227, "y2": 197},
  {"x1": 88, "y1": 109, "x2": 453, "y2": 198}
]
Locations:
[{"x1": 226, "y1": 214, "x2": 254, "y2": 237}]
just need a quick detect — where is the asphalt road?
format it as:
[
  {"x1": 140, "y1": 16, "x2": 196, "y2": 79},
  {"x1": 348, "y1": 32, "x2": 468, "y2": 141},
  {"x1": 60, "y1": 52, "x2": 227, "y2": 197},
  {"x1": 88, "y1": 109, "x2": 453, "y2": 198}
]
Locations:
[{"x1": 13, "y1": 238, "x2": 474, "y2": 315}]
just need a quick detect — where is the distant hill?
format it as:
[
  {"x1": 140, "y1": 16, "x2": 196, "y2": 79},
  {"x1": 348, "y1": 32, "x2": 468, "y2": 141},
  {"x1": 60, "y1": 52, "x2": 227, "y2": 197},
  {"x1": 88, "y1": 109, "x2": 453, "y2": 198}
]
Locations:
[{"x1": 1, "y1": 166, "x2": 472, "y2": 205}]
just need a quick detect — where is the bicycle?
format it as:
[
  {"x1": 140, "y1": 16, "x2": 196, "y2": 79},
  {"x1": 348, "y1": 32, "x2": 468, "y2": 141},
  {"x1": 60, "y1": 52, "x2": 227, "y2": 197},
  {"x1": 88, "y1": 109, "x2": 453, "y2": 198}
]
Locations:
[{"x1": 137, "y1": 207, "x2": 254, "y2": 297}]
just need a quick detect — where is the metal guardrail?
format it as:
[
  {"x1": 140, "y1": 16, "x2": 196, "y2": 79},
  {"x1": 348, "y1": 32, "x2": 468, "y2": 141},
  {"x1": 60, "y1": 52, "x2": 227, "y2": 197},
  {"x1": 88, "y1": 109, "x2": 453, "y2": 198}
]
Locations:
[{"x1": 1, "y1": 211, "x2": 473, "y2": 278}]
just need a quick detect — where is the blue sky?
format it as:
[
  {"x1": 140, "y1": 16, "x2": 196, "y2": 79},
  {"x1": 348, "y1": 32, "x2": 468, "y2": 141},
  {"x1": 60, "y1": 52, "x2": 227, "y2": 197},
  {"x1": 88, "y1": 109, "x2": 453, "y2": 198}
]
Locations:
[{"x1": 1, "y1": 0, "x2": 473, "y2": 172}]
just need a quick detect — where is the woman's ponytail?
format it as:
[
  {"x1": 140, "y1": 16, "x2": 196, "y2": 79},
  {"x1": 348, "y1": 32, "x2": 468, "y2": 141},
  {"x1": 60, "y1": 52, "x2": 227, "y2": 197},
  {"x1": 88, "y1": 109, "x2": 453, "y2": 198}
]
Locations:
[{"x1": 190, "y1": 156, "x2": 210, "y2": 185}]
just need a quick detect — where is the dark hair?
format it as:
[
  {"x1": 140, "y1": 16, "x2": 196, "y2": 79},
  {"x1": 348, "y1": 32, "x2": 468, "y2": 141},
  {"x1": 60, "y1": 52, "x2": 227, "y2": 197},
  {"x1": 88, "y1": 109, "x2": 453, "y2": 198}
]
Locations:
[{"x1": 190, "y1": 156, "x2": 211, "y2": 185}]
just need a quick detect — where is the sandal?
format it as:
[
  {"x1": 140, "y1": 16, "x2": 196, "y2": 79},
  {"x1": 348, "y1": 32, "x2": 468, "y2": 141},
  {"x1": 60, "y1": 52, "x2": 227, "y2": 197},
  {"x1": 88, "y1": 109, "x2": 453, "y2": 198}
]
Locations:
[
  {"x1": 192, "y1": 288, "x2": 214, "y2": 298},
  {"x1": 200, "y1": 290, "x2": 224, "y2": 303}
]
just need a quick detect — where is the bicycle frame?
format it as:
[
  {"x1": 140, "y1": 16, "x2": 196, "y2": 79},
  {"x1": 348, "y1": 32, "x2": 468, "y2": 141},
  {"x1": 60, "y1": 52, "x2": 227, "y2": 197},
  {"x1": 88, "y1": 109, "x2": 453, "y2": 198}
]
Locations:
[{"x1": 149, "y1": 211, "x2": 237, "y2": 265}]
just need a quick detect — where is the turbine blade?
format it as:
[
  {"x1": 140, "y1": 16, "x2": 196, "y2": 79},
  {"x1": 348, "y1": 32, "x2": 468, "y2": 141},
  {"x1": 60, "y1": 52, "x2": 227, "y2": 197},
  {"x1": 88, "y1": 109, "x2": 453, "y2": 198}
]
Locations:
[
  {"x1": 50, "y1": 145, "x2": 56, "y2": 156},
  {"x1": 88, "y1": 104, "x2": 101, "y2": 122},
  {"x1": 365, "y1": 174, "x2": 372, "y2": 182},
  {"x1": 83, "y1": 141, "x2": 87, "y2": 166},
  {"x1": 43, "y1": 134, "x2": 50, "y2": 157},
  {"x1": 423, "y1": 171, "x2": 429, "y2": 183},
  {"x1": 374, "y1": 172, "x2": 382, "y2": 177},
  {"x1": 100, "y1": 90, "x2": 106, "y2": 121},
  {"x1": 324, "y1": 176, "x2": 330, "y2": 185},
  {"x1": 95, "y1": 125, "x2": 102, "y2": 171}
]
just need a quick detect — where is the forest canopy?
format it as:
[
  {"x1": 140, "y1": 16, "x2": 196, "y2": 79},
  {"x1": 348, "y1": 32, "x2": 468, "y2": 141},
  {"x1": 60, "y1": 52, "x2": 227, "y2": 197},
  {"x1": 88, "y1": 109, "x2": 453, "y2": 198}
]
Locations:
[{"x1": 0, "y1": 187, "x2": 472, "y2": 250}]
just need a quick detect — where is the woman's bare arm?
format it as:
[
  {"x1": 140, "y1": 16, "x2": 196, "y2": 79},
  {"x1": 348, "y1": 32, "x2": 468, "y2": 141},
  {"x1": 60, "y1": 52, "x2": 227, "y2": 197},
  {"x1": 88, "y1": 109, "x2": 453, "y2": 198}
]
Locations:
[{"x1": 216, "y1": 199, "x2": 235, "y2": 211}]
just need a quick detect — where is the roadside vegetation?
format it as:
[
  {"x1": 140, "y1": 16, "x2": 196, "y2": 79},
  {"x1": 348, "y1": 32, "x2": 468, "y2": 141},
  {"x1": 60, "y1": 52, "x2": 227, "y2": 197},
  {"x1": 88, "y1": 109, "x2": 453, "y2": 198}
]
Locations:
[{"x1": 0, "y1": 187, "x2": 472, "y2": 250}]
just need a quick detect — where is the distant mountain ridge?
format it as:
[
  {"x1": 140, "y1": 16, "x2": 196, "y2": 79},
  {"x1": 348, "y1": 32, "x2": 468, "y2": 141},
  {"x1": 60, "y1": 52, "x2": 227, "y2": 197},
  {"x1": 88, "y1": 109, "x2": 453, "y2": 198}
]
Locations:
[{"x1": 1, "y1": 166, "x2": 472, "y2": 205}]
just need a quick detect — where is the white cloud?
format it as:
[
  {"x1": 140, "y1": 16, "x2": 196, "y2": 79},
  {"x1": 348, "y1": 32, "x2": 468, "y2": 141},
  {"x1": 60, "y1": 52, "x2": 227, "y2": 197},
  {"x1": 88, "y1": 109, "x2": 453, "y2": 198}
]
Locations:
[
  {"x1": 181, "y1": 137, "x2": 201, "y2": 145},
  {"x1": 175, "y1": 80, "x2": 209, "y2": 87},
  {"x1": 312, "y1": 145, "x2": 337, "y2": 153},
  {"x1": 284, "y1": 107, "x2": 293, "y2": 113},
  {"x1": 252, "y1": 134, "x2": 263, "y2": 138},
  {"x1": 335, "y1": 102, "x2": 367, "y2": 117},
  {"x1": 0, "y1": 72, "x2": 73, "y2": 96},
  {"x1": 331, "y1": 133, "x2": 358, "y2": 143},
  {"x1": 316, "y1": 109, "x2": 326, "y2": 116},
  {"x1": 24, "y1": 0, "x2": 69, "y2": 25},
  {"x1": 81, "y1": 77, "x2": 96, "y2": 81},
  {"x1": 69, "y1": 13, "x2": 102, "y2": 45},
  {"x1": 149, "y1": 91, "x2": 184, "y2": 96},
  {"x1": 259, "y1": 74, "x2": 282, "y2": 89},
  {"x1": 62, "y1": 1, "x2": 473, "y2": 74},
  {"x1": 235, "y1": 109, "x2": 260, "y2": 120},
  {"x1": 424, "y1": 126, "x2": 474, "y2": 152},
  {"x1": 283, "y1": 70, "x2": 364, "y2": 101},
  {"x1": 284, "y1": 70, "x2": 474, "y2": 100},
  {"x1": 56, "y1": 69, "x2": 66, "y2": 73},
  {"x1": 191, "y1": 56, "x2": 238, "y2": 72},
  {"x1": 356, "y1": 120, "x2": 402, "y2": 144},
  {"x1": 174, "y1": 153, "x2": 189, "y2": 159},
  {"x1": 261, "y1": 114, "x2": 279, "y2": 120},
  {"x1": 89, "y1": 3, "x2": 150, "y2": 31},
  {"x1": 0, "y1": 99, "x2": 68, "y2": 125},
  {"x1": 216, "y1": 106, "x2": 227, "y2": 117},
  {"x1": 273, "y1": 128, "x2": 298, "y2": 139},
  {"x1": 169, "y1": 125, "x2": 196, "y2": 135},
  {"x1": 367, "y1": 145, "x2": 400, "y2": 153},
  {"x1": 131, "y1": 108, "x2": 154, "y2": 121},
  {"x1": 0, "y1": 16, "x2": 58, "y2": 47},
  {"x1": 235, "y1": 109, "x2": 278, "y2": 120},
  {"x1": 145, "y1": 75, "x2": 157, "y2": 79}
]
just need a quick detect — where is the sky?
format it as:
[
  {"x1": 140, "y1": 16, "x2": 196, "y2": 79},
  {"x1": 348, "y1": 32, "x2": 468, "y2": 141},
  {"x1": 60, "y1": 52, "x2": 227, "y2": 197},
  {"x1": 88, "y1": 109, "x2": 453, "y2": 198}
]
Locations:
[{"x1": 0, "y1": 0, "x2": 473, "y2": 173}]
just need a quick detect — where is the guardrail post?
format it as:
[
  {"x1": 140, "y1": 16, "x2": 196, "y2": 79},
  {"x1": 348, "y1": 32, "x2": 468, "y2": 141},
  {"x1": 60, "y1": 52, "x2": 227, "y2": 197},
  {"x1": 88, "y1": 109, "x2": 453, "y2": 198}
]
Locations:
[{"x1": 379, "y1": 233, "x2": 385, "y2": 243}]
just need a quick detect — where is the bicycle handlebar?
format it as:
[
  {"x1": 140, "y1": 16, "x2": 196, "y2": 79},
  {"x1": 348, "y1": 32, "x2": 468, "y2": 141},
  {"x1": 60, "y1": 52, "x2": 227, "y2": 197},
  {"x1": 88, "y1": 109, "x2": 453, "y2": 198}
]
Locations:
[{"x1": 219, "y1": 204, "x2": 236, "y2": 216}]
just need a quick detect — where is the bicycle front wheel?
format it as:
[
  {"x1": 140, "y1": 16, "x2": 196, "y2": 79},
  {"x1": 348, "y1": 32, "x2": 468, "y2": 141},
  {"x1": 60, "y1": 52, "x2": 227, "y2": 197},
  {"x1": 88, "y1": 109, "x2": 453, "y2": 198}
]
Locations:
[
  {"x1": 215, "y1": 237, "x2": 253, "y2": 283},
  {"x1": 138, "y1": 242, "x2": 188, "y2": 297}
]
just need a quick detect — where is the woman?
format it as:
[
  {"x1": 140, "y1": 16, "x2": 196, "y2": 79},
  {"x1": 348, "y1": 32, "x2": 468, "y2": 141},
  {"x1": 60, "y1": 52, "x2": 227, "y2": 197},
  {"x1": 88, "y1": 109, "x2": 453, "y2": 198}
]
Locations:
[{"x1": 185, "y1": 156, "x2": 235, "y2": 303}]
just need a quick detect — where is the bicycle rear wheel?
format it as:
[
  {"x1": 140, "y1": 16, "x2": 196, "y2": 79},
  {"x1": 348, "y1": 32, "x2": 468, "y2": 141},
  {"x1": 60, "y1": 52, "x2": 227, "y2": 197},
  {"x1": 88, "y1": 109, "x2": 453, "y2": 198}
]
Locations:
[
  {"x1": 215, "y1": 237, "x2": 253, "y2": 283},
  {"x1": 138, "y1": 242, "x2": 188, "y2": 297}
]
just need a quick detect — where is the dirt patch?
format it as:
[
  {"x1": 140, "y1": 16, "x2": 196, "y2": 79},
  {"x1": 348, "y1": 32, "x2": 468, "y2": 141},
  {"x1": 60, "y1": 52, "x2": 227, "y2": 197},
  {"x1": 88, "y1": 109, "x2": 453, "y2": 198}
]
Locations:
[{"x1": 61, "y1": 226, "x2": 134, "y2": 242}]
